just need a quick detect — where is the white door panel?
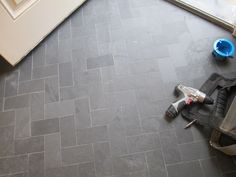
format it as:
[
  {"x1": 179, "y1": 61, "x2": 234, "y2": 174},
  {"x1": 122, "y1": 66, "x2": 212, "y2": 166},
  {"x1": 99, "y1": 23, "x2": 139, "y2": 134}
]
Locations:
[{"x1": 0, "y1": 0, "x2": 86, "y2": 65}]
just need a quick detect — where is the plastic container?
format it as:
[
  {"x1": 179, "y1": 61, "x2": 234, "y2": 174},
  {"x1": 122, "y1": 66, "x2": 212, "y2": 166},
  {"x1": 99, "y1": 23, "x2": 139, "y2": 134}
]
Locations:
[{"x1": 212, "y1": 39, "x2": 235, "y2": 60}]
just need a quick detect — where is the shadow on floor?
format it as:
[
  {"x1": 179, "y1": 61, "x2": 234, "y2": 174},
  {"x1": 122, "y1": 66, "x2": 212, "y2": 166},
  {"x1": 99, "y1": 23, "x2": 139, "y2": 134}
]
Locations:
[{"x1": 0, "y1": 55, "x2": 15, "y2": 75}]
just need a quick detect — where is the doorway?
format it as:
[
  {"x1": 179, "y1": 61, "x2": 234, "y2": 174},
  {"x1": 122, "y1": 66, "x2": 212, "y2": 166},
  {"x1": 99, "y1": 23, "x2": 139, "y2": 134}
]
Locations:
[{"x1": 167, "y1": 0, "x2": 236, "y2": 36}]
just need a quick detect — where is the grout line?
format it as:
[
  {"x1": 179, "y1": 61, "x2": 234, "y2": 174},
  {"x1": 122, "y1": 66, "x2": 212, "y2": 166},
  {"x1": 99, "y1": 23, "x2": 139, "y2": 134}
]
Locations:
[
  {"x1": 73, "y1": 113, "x2": 78, "y2": 145},
  {"x1": 16, "y1": 70, "x2": 20, "y2": 96},
  {"x1": 198, "y1": 159, "x2": 206, "y2": 177},
  {"x1": 158, "y1": 133, "x2": 169, "y2": 177},
  {"x1": 133, "y1": 89, "x2": 144, "y2": 134},
  {"x1": 88, "y1": 96, "x2": 92, "y2": 128},
  {"x1": 144, "y1": 152, "x2": 151, "y2": 177},
  {"x1": 28, "y1": 105, "x2": 32, "y2": 138},
  {"x1": 59, "y1": 160, "x2": 95, "y2": 168},
  {"x1": 107, "y1": 140, "x2": 114, "y2": 175},
  {"x1": 0, "y1": 153, "x2": 28, "y2": 160},
  {"x1": 91, "y1": 143, "x2": 98, "y2": 177},
  {"x1": 58, "y1": 115, "x2": 62, "y2": 167},
  {"x1": 13, "y1": 109, "x2": 16, "y2": 153},
  {"x1": 0, "y1": 170, "x2": 28, "y2": 177},
  {"x1": 165, "y1": 157, "x2": 218, "y2": 168},
  {"x1": 57, "y1": 64, "x2": 61, "y2": 102},
  {"x1": 27, "y1": 153, "x2": 30, "y2": 176},
  {"x1": 43, "y1": 133, "x2": 46, "y2": 177},
  {"x1": 30, "y1": 54, "x2": 33, "y2": 81}
]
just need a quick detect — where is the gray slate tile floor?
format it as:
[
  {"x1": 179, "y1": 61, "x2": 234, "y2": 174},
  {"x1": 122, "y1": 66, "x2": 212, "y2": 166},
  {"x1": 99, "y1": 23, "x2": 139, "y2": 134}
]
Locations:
[{"x1": 0, "y1": 0, "x2": 236, "y2": 176}]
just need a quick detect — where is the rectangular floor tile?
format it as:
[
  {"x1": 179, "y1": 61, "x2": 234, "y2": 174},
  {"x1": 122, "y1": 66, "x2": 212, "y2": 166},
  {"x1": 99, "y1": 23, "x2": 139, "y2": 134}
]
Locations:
[
  {"x1": 96, "y1": 23, "x2": 110, "y2": 43},
  {"x1": 61, "y1": 144, "x2": 94, "y2": 165},
  {"x1": 46, "y1": 165, "x2": 78, "y2": 177},
  {"x1": 94, "y1": 142, "x2": 113, "y2": 177},
  {"x1": 60, "y1": 84, "x2": 89, "y2": 101},
  {"x1": 29, "y1": 152, "x2": 44, "y2": 177},
  {"x1": 175, "y1": 126, "x2": 194, "y2": 144},
  {"x1": 30, "y1": 92, "x2": 44, "y2": 121},
  {"x1": 127, "y1": 133, "x2": 161, "y2": 153},
  {"x1": 0, "y1": 111, "x2": 15, "y2": 127},
  {"x1": 137, "y1": 100, "x2": 160, "y2": 118},
  {"x1": 0, "y1": 78, "x2": 4, "y2": 98},
  {"x1": 141, "y1": 116, "x2": 174, "y2": 133},
  {"x1": 121, "y1": 105, "x2": 142, "y2": 136},
  {"x1": 78, "y1": 69, "x2": 101, "y2": 85},
  {"x1": 60, "y1": 86, "x2": 77, "y2": 101},
  {"x1": 129, "y1": 59, "x2": 159, "y2": 74},
  {"x1": 45, "y1": 100, "x2": 75, "y2": 119},
  {"x1": 33, "y1": 64, "x2": 58, "y2": 79},
  {"x1": 32, "y1": 43, "x2": 46, "y2": 67},
  {"x1": 200, "y1": 157, "x2": 222, "y2": 177},
  {"x1": 44, "y1": 76, "x2": 59, "y2": 103},
  {"x1": 108, "y1": 110, "x2": 128, "y2": 156},
  {"x1": 77, "y1": 125, "x2": 108, "y2": 145},
  {"x1": 91, "y1": 107, "x2": 117, "y2": 126},
  {"x1": 0, "y1": 98, "x2": 3, "y2": 112},
  {"x1": 46, "y1": 45, "x2": 59, "y2": 65},
  {"x1": 78, "y1": 162, "x2": 96, "y2": 177},
  {"x1": 60, "y1": 116, "x2": 76, "y2": 147},
  {"x1": 19, "y1": 55, "x2": 32, "y2": 82},
  {"x1": 59, "y1": 62, "x2": 73, "y2": 87},
  {"x1": 87, "y1": 54, "x2": 114, "y2": 69},
  {"x1": 71, "y1": 9, "x2": 83, "y2": 27},
  {"x1": 126, "y1": 40, "x2": 169, "y2": 60},
  {"x1": 146, "y1": 149, "x2": 167, "y2": 177},
  {"x1": 130, "y1": 170, "x2": 149, "y2": 177},
  {"x1": 15, "y1": 136, "x2": 44, "y2": 155},
  {"x1": 59, "y1": 20, "x2": 71, "y2": 40},
  {"x1": 18, "y1": 79, "x2": 44, "y2": 94},
  {"x1": 15, "y1": 108, "x2": 30, "y2": 139},
  {"x1": 71, "y1": 25, "x2": 96, "y2": 39},
  {"x1": 159, "y1": 130, "x2": 181, "y2": 164},
  {"x1": 167, "y1": 161, "x2": 204, "y2": 177},
  {"x1": 0, "y1": 155, "x2": 28, "y2": 175},
  {"x1": 31, "y1": 118, "x2": 59, "y2": 136},
  {"x1": 4, "y1": 94, "x2": 30, "y2": 110},
  {"x1": 109, "y1": 91, "x2": 137, "y2": 109},
  {"x1": 158, "y1": 57, "x2": 178, "y2": 83},
  {"x1": 45, "y1": 133, "x2": 61, "y2": 169},
  {"x1": 0, "y1": 126, "x2": 14, "y2": 157},
  {"x1": 179, "y1": 140, "x2": 215, "y2": 161},
  {"x1": 112, "y1": 153, "x2": 147, "y2": 175},
  {"x1": 75, "y1": 97, "x2": 91, "y2": 129},
  {"x1": 89, "y1": 92, "x2": 108, "y2": 110},
  {"x1": 5, "y1": 172, "x2": 28, "y2": 177},
  {"x1": 4, "y1": 71, "x2": 18, "y2": 97}
]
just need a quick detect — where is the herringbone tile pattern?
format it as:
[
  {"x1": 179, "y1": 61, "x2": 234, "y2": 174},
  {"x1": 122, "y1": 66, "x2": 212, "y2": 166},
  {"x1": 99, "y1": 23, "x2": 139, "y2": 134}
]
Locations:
[{"x1": 0, "y1": 0, "x2": 236, "y2": 177}]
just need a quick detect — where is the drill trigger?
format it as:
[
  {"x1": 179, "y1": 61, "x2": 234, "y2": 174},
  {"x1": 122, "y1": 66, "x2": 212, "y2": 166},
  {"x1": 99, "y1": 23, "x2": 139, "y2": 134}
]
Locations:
[{"x1": 186, "y1": 98, "x2": 193, "y2": 105}]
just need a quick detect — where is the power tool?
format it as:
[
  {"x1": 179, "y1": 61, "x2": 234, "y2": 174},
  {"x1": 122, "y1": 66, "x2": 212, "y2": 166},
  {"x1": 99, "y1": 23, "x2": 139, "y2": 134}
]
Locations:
[{"x1": 166, "y1": 84, "x2": 214, "y2": 118}]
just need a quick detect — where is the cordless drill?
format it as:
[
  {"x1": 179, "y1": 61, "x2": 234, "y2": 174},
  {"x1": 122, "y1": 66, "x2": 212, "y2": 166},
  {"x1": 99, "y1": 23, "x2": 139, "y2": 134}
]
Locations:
[{"x1": 166, "y1": 84, "x2": 214, "y2": 118}]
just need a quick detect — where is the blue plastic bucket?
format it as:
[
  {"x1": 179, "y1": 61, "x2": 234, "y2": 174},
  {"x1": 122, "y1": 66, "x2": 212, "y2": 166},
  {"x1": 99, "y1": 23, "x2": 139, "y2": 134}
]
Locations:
[{"x1": 212, "y1": 39, "x2": 235, "y2": 60}]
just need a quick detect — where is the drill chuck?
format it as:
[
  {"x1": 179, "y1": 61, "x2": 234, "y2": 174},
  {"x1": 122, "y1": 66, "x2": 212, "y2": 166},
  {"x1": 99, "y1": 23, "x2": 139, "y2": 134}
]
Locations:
[{"x1": 166, "y1": 105, "x2": 178, "y2": 118}]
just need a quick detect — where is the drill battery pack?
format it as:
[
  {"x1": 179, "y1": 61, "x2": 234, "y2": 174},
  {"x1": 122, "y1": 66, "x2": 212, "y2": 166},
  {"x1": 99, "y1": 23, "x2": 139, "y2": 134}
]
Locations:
[{"x1": 181, "y1": 73, "x2": 236, "y2": 155}]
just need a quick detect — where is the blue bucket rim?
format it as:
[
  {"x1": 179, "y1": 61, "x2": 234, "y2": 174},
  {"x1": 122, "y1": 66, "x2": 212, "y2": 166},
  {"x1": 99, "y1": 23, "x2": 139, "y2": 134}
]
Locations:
[{"x1": 213, "y1": 38, "x2": 235, "y2": 57}]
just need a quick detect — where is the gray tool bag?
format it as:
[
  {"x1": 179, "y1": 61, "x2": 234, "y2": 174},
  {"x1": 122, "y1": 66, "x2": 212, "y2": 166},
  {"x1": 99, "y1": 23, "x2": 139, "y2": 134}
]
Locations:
[
  {"x1": 182, "y1": 73, "x2": 236, "y2": 155},
  {"x1": 210, "y1": 96, "x2": 236, "y2": 155}
]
